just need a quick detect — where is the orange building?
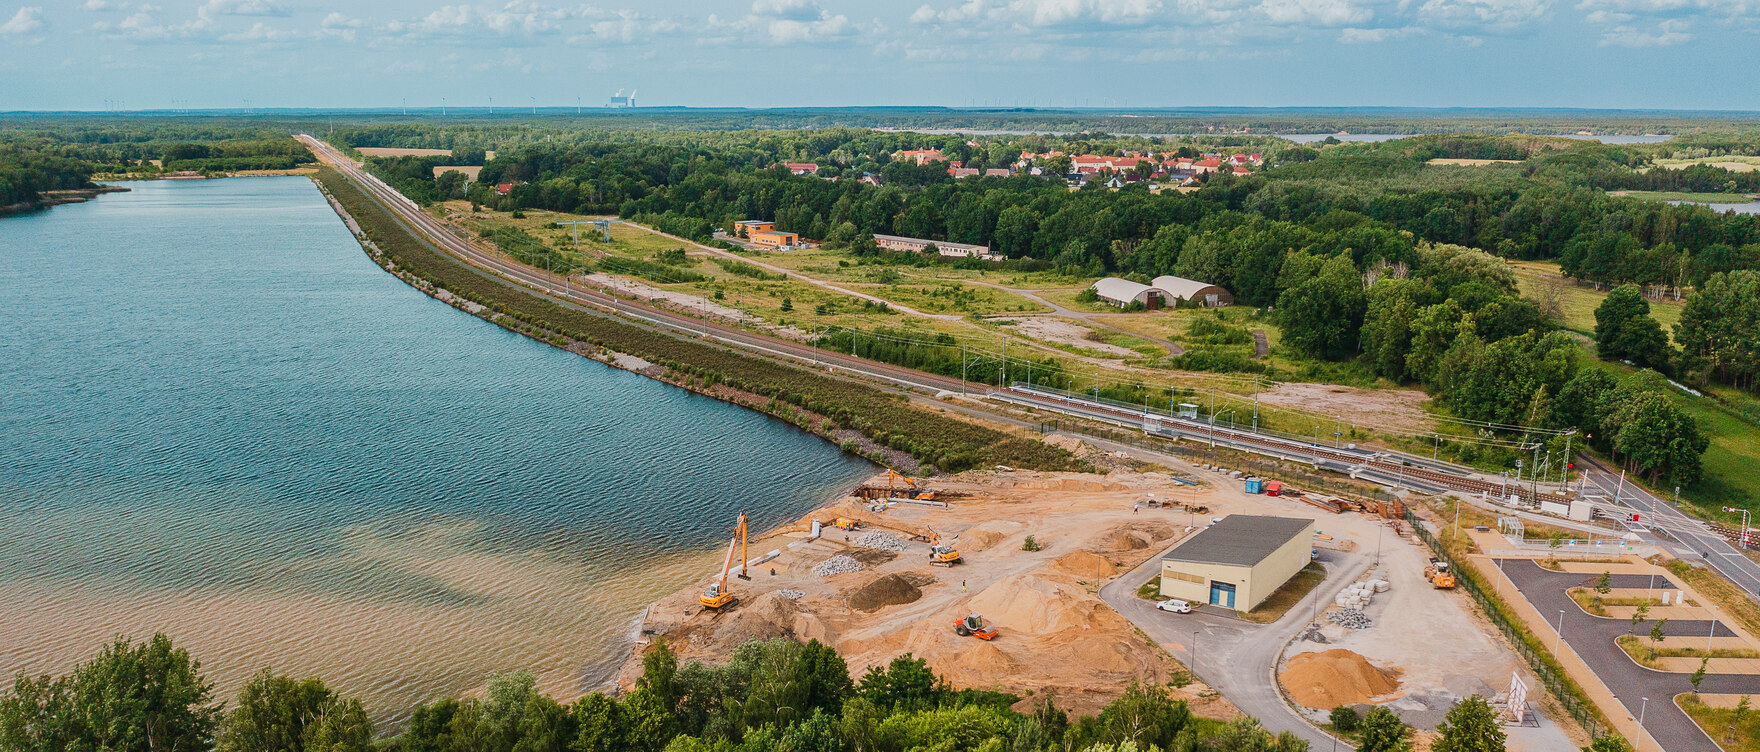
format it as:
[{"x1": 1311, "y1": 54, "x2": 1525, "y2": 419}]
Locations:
[
  {"x1": 750, "y1": 230, "x2": 800, "y2": 250},
  {"x1": 733, "y1": 220, "x2": 775, "y2": 238}
]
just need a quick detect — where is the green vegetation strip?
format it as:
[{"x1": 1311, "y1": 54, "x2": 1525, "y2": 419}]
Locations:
[
  {"x1": 1679, "y1": 695, "x2": 1760, "y2": 752},
  {"x1": 1240, "y1": 562, "x2": 1326, "y2": 624},
  {"x1": 1616, "y1": 635, "x2": 1760, "y2": 670},
  {"x1": 314, "y1": 168, "x2": 1077, "y2": 474}
]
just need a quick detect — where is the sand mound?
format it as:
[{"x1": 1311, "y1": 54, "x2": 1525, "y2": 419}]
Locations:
[
  {"x1": 848, "y1": 574, "x2": 924, "y2": 612},
  {"x1": 1051, "y1": 551, "x2": 1117, "y2": 580},
  {"x1": 703, "y1": 592, "x2": 830, "y2": 651},
  {"x1": 1280, "y1": 649, "x2": 1400, "y2": 708},
  {"x1": 1093, "y1": 521, "x2": 1176, "y2": 552},
  {"x1": 948, "y1": 640, "x2": 1022, "y2": 676},
  {"x1": 965, "y1": 574, "x2": 1103, "y2": 635},
  {"x1": 960, "y1": 520, "x2": 1025, "y2": 552}
]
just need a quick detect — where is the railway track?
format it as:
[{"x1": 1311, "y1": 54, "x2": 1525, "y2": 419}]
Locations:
[{"x1": 998, "y1": 386, "x2": 1548, "y2": 504}]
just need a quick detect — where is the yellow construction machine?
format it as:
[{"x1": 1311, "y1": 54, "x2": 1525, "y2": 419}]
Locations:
[
  {"x1": 700, "y1": 512, "x2": 751, "y2": 609},
  {"x1": 888, "y1": 470, "x2": 936, "y2": 501},
  {"x1": 1424, "y1": 557, "x2": 1456, "y2": 589},
  {"x1": 926, "y1": 526, "x2": 961, "y2": 567}
]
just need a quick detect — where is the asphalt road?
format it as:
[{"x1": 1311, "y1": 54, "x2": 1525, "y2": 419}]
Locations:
[
  {"x1": 1500, "y1": 560, "x2": 1759, "y2": 752},
  {"x1": 1099, "y1": 533, "x2": 1368, "y2": 750},
  {"x1": 1577, "y1": 456, "x2": 1760, "y2": 598}
]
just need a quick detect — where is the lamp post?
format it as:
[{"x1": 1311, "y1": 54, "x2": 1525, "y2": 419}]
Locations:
[
  {"x1": 1190, "y1": 631, "x2": 1200, "y2": 677},
  {"x1": 1639, "y1": 697, "x2": 1651, "y2": 752},
  {"x1": 1208, "y1": 409, "x2": 1236, "y2": 451},
  {"x1": 1554, "y1": 609, "x2": 1566, "y2": 654}
]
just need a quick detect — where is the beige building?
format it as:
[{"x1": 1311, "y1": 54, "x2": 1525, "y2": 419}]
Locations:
[{"x1": 1159, "y1": 515, "x2": 1314, "y2": 612}]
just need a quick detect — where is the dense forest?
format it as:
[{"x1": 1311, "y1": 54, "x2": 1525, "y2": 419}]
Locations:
[
  {"x1": 0, "y1": 122, "x2": 312, "y2": 206},
  {"x1": 1, "y1": 632, "x2": 1612, "y2": 752}
]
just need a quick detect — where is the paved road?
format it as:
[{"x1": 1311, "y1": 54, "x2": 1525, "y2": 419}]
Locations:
[
  {"x1": 1500, "y1": 560, "x2": 1759, "y2": 752},
  {"x1": 1099, "y1": 534, "x2": 1367, "y2": 750},
  {"x1": 1577, "y1": 456, "x2": 1760, "y2": 598}
]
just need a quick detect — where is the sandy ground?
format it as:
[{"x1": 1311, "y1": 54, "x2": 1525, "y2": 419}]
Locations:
[
  {"x1": 1254, "y1": 382, "x2": 1435, "y2": 434},
  {"x1": 1284, "y1": 523, "x2": 1523, "y2": 729},
  {"x1": 1000, "y1": 316, "x2": 1139, "y2": 358},
  {"x1": 584, "y1": 273, "x2": 762, "y2": 323},
  {"x1": 621, "y1": 468, "x2": 1236, "y2": 717}
]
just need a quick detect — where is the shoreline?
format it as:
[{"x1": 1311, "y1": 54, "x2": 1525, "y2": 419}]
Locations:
[{"x1": 0, "y1": 186, "x2": 130, "y2": 217}]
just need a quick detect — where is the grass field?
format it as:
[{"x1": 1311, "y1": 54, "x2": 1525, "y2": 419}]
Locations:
[
  {"x1": 1679, "y1": 695, "x2": 1760, "y2": 752},
  {"x1": 1509, "y1": 260, "x2": 1683, "y2": 340},
  {"x1": 1652, "y1": 155, "x2": 1760, "y2": 173},
  {"x1": 1614, "y1": 190, "x2": 1757, "y2": 203}
]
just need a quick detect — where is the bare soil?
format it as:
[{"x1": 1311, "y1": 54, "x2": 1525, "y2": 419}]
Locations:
[
  {"x1": 1000, "y1": 317, "x2": 1138, "y2": 357},
  {"x1": 620, "y1": 468, "x2": 1232, "y2": 716},
  {"x1": 1255, "y1": 382, "x2": 1435, "y2": 434}
]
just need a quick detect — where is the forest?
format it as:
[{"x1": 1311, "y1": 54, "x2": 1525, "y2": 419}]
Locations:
[{"x1": 0, "y1": 632, "x2": 1607, "y2": 752}]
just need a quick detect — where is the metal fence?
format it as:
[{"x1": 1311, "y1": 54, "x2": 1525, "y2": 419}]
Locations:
[{"x1": 1406, "y1": 509, "x2": 1609, "y2": 740}]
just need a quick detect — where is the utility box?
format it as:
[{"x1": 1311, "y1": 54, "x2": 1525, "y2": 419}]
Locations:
[
  {"x1": 1245, "y1": 478, "x2": 1264, "y2": 494},
  {"x1": 1568, "y1": 499, "x2": 1595, "y2": 522}
]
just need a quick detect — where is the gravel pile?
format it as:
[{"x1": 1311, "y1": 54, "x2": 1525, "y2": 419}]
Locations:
[
  {"x1": 777, "y1": 589, "x2": 805, "y2": 600},
  {"x1": 813, "y1": 555, "x2": 865, "y2": 577},
  {"x1": 1328, "y1": 608, "x2": 1374, "y2": 630},
  {"x1": 854, "y1": 532, "x2": 906, "y2": 552}
]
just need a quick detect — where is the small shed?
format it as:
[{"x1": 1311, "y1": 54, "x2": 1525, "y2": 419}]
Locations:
[{"x1": 1159, "y1": 515, "x2": 1315, "y2": 612}]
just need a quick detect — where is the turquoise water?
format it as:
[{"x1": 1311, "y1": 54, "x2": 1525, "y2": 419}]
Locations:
[{"x1": 0, "y1": 178, "x2": 872, "y2": 714}]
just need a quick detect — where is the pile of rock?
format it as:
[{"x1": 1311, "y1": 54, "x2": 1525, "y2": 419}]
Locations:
[
  {"x1": 1334, "y1": 579, "x2": 1389, "y2": 610},
  {"x1": 855, "y1": 532, "x2": 906, "y2": 552},
  {"x1": 777, "y1": 589, "x2": 805, "y2": 600},
  {"x1": 1328, "y1": 608, "x2": 1374, "y2": 630},
  {"x1": 813, "y1": 555, "x2": 865, "y2": 577}
]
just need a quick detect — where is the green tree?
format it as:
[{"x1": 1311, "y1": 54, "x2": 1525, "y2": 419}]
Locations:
[
  {"x1": 1631, "y1": 603, "x2": 1649, "y2": 635},
  {"x1": 1405, "y1": 300, "x2": 1466, "y2": 385},
  {"x1": 1360, "y1": 279, "x2": 1419, "y2": 382},
  {"x1": 1594, "y1": 284, "x2": 1672, "y2": 369},
  {"x1": 857, "y1": 654, "x2": 945, "y2": 713},
  {"x1": 301, "y1": 698, "x2": 371, "y2": 752},
  {"x1": 1691, "y1": 657, "x2": 1709, "y2": 695},
  {"x1": 1605, "y1": 383, "x2": 1708, "y2": 484},
  {"x1": 217, "y1": 671, "x2": 334, "y2": 752},
  {"x1": 1096, "y1": 682, "x2": 1191, "y2": 748},
  {"x1": 1675, "y1": 270, "x2": 1760, "y2": 391},
  {"x1": 1584, "y1": 735, "x2": 1634, "y2": 752},
  {"x1": 570, "y1": 694, "x2": 624, "y2": 752},
  {"x1": 1357, "y1": 706, "x2": 1411, "y2": 752},
  {"x1": 1433, "y1": 696, "x2": 1505, "y2": 752},
  {"x1": 1277, "y1": 253, "x2": 1367, "y2": 360},
  {"x1": 1, "y1": 634, "x2": 223, "y2": 752},
  {"x1": 1594, "y1": 571, "x2": 1612, "y2": 608},
  {"x1": 1649, "y1": 618, "x2": 1668, "y2": 660},
  {"x1": 1329, "y1": 705, "x2": 1360, "y2": 734}
]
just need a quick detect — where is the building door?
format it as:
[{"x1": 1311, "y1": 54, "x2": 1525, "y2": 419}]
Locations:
[{"x1": 1209, "y1": 581, "x2": 1236, "y2": 609}]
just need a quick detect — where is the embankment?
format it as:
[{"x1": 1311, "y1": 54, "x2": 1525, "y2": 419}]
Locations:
[{"x1": 310, "y1": 167, "x2": 1080, "y2": 475}]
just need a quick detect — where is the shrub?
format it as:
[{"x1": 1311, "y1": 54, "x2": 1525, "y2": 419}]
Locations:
[
  {"x1": 1330, "y1": 705, "x2": 1360, "y2": 733},
  {"x1": 1021, "y1": 535, "x2": 1043, "y2": 552}
]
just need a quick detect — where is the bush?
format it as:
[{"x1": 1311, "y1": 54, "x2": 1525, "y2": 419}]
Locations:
[
  {"x1": 1021, "y1": 535, "x2": 1043, "y2": 552},
  {"x1": 1330, "y1": 705, "x2": 1360, "y2": 733}
]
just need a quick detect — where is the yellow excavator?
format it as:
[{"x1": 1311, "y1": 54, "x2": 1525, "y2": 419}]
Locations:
[
  {"x1": 700, "y1": 512, "x2": 750, "y2": 610},
  {"x1": 926, "y1": 526, "x2": 961, "y2": 567},
  {"x1": 888, "y1": 470, "x2": 936, "y2": 501}
]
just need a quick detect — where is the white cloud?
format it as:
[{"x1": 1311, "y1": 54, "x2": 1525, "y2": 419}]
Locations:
[
  {"x1": 1258, "y1": 0, "x2": 1375, "y2": 26},
  {"x1": 1338, "y1": 24, "x2": 1424, "y2": 38},
  {"x1": 707, "y1": 0, "x2": 861, "y2": 45},
  {"x1": 80, "y1": 0, "x2": 113, "y2": 10},
  {"x1": 1597, "y1": 16, "x2": 1693, "y2": 42},
  {"x1": 909, "y1": 0, "x2": 1163, "y2": 26},
  {"x1": 1, "y1": 6, "x2": 45, "y2": 35},
  {"x1": 1417, "y1": 0, "x2": 1550, "y2": 33},
  {"x1": 200, "y1": 0, "x2": 291, "y2": 18}
]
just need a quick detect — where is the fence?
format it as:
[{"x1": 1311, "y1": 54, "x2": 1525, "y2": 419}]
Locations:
[
  {"x1": 1034, "y1": 419, "x2": 1401, "y2": 505},
  {"x1": 1406, "y1": 508, "x2": 1610, "y2": 740}
]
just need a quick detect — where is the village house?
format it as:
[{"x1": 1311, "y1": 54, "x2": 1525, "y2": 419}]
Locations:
[
  {"x1": 896, "y1": 149, "x2": 943, "y2": 165},
  {"x1": 783, "y1": 162, "x2": 819, "y2": 176},
  {"x1": 873, "y1": 234, "x2": 999, "y2": 261}
]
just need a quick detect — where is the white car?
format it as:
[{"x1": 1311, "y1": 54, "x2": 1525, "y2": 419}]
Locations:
[{"x1": 1155, "y1": 599, "x2": 1192, "y2": 614}]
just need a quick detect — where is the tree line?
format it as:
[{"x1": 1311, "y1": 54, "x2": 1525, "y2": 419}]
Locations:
[{"x1": 4, "y1": 633, "x2": 1640, "y2": 752}]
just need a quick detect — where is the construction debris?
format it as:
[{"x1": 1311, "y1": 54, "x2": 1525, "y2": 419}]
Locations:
[
  {"x1": 813, "y1": 555, "x2": 865, "y2": 577},
  {"x1": 1328, "y1": 608, "x2": 1374, "y2": 630},
  {"x1": 854, "y1": 532, "x2": 907, "y2": 552},
  {"x1": 777, "y1": 589, "x2": 805, "y2": 600}
]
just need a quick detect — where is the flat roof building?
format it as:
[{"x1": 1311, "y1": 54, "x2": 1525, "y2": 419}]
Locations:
[
  {"x1": 1159, "y1": 515, "x2": 1315, "y2": 612},
  {"x1": 873, "y1": 234, "x2": 998, "y2": 261},
  {"x1": 733, "y1": 220, "x2": 775, "y2": 238},
  {"x1": 750, "y1": 230, "x2": 801, "y2": 250}
]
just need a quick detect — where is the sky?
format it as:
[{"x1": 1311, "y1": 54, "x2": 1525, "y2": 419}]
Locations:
[{"x1": 1, "y1": 0, "x2": 1757, "y2": 111}]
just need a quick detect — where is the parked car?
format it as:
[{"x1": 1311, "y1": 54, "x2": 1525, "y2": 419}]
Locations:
[{"x1": 1155, "y1": 599, "x2": 1192, "y2": 614}]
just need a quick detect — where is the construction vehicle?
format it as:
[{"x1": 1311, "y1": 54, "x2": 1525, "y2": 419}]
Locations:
[
  {"x1": 926, "y1": 526, "x2": 961, "y2": 567},
  {"x1": 1424, "y1": 557, "x2": 1456, "y2": 589},
  {"x1": 700, "y1": 512, "x2": 751, "y2": 610},
  {"x1": 832, "y1": 518, "x2": 861, "y2": 531},
  {"x1": 888, "y1": 470, "x2": 936, "y2": 501},
  {"x1": 953, "y1": 613, "x2": 998, "y2": 640}
]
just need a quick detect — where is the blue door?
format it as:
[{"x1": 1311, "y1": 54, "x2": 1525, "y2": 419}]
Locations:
[{"x1": 1209, "y1": 582, "x2": 1236, "y2": 609}]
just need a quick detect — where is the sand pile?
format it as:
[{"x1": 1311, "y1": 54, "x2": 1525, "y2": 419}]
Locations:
[
  {"x1": 960, "y1": 520, "x2": 1024, "y2": 552},
  {"x1": 1051, "y1": 551, "x2": 1116, "y2": 580},
  {"x1": 1093, "y1": 520, "x2": 1176, "y2": 552},
  {"x1": 966, "y1": 574, "x2": 1103, "y2": 635},
  {"x1": 701, "y1": 592, "x2": 830, "y2": 651},
  {"x1": 1280, "y1": 649, "x2": 1401, "y2": 708},
  {"x1": 848, "y1": 574, "x2": 924, "y2": 612}
]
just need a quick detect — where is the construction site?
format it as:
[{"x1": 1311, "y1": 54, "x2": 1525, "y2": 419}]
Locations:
[{"x1": 616, "y1": 437, "x2": 1589, "y2": 748}]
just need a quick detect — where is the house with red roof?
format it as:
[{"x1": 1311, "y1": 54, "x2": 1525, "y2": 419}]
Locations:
[{"x1": 784, "y1": 162, "x2": 819, "y2": 175}]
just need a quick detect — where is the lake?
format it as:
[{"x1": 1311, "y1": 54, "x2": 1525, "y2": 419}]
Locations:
[{"x1": 0, "y1": 178, "x2": 874, "y2": 718}]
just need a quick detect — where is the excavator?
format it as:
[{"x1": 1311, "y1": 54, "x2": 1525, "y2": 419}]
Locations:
[
  {"x1": 953, "y1": 613, "x2": 999, "y2": 640},
  {"x1": 700, "y1": 512, "x2": 751, "y2": 610},
  {"x1": 888, "y1": 470, "x2": 936, "y2": 501},
  {"x1": 926, "y1": 526, "x2": 961, "y2": 567}
]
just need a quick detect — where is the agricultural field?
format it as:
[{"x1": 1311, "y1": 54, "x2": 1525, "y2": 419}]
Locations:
[
  {"x1": 1609, "y1": 190, "x2": 1757, "y2": 203},
  {"x1": 1651, "y1": 155, "x2": 1760, "y2": 173}
]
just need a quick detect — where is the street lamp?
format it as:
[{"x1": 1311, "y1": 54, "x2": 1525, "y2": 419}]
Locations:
[
  {"x1": 1190, "y1": 631, "x2": 1200, "y2": 677},
  {"x1": 1639, "y1": 697, "x2": 1651, "y2": 751},
  {"x1": 1208, "y1": 409, "x2": 1236, "y2": 451},
  {"x1": 1554, "y1": 609, "x2": 1566, "y2": 655}
]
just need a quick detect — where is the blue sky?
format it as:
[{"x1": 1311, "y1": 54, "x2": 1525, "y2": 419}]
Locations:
[{"x1": 1, "y1": 0, "x2": 1757, "y2": 111}]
